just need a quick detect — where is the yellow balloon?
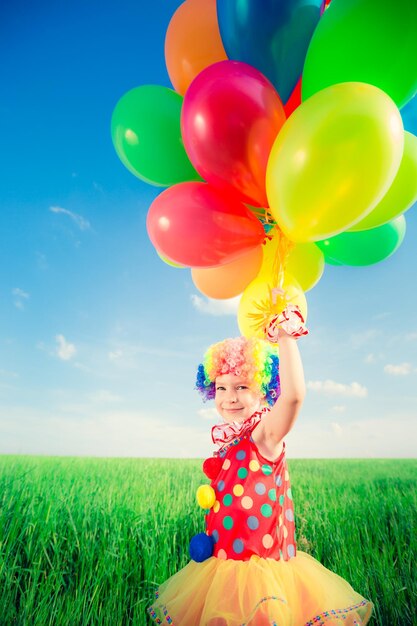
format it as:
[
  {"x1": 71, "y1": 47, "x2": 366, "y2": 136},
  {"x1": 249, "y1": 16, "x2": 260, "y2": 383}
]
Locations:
[
  {"x1": 238, "y1": 275, "x2": 307, "y2": 340},
  {"x1": 349, "y1": 131, "x2": 417, "y2": 231},
  {"x1": 259, "y1": 227, "x2": 324, "y2": 292},
  {"x1": 196, "y1": 484, "x2": 216, "y2": 509},
  {"x1": 266, "y1": 82, "x2": 404, "y2": 242}
]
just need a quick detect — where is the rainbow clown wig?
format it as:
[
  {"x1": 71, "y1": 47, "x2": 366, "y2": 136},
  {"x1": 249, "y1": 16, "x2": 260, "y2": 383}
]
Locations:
[{"x1": 196, "y1": 337, "x2": 280, "y2": 407}]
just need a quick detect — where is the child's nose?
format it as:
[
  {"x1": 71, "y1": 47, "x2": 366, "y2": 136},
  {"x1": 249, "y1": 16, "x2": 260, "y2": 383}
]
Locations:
[{"x1": 226, "y1": 389, "x2": 238, "y2": 402}]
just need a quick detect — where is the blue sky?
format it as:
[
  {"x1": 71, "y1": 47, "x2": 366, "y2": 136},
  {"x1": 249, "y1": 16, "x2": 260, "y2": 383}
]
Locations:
[{"x1": 1, "y1": 0, "x2": 416, "y2": 459}]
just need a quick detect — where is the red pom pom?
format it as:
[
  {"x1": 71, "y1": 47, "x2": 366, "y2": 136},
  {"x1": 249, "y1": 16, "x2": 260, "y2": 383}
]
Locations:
[{"x1": 203, "y1": 456, "x2": 222, "y2": 480}]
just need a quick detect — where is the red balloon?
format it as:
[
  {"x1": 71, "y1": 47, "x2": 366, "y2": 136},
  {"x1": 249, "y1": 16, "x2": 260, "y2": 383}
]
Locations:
[
  {"x1": 181, "y1": 60, "x2": 286, "y2": 207},
  {"x1": 284, "y1": 78, "x2": 302, "y2": 117},
  {"x1": 146, "y1": 182, "x2": 265, "y2": 267}
]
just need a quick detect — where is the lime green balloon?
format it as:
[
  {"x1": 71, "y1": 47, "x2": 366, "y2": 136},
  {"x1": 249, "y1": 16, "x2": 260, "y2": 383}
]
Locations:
[
  {"x1": 111, "y1": 85, "x2": 201, "y2": 186},
  {"x1": 302, "y1": 0, "x2": 417, "y2": 109},
  {"x1": 349, "y1": 131, "x2": 417, "y2": 231},
  {"x1": 316, "y1": 216, "x2": 406, "y2": 266},
  {"x1": 266, "y1": 82, "x2": 404, "y2": 242},
  {"x1": 286, "y1": 243, "x2": 325, "y2": 292}
]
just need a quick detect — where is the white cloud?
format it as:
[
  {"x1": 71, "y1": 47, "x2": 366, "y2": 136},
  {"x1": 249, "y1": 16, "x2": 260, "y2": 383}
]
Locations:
[
  {"x1": 349, "y1": 329, "x2": 379, "y2": 349},
  {"x1": 0, "y1": 369, "x2": 18, "y2": 378},
  {"x1": 1, "y1": 405, "x2": 416, "y2": 458},
  {"x1": 50, "y1": 205, "x2": 91, "y2": 231},
  {"x1": 191, "y1": 294, "x2": 241, "y2": 316},
  {"x1": 73, "y1": 362, "x2": 94, "y2": 374},
  {"x1": 108, "y1": 349, "x2": 123, "y2": 362},
  {"x1": 331, "y1": 422, "x2": 343, "y2": 437},
  {"x1": 372, "y1": 312, "x2": 391, "y2": 321},
  {"x1": 0, "y1": 407, "x2": 211, "y2": 458},
  {"x1": 384, "y1": 362, "x2": 413, "y2": 376},
  {"x1": 198, "y1": 408, "x2": 220, "y2": 421},
  {"x1": 36, "y1": 252, "x2": 48, "y2": 270},
  {"x1": 106, "y1": 343, "x2": 188, "y2": 371},
  {"x1": 55, "y1": 334, "x2": 76, "y2": 361},
  {"x1": 365, "y1": 352, "x2": 387, "y2": 364},
  {"x1": 93, "y1": 181, "x2": 104, "y2": 193},
  {"x1": 87, "y1": 390, "x2": 122, "y2": 404},
  {"x1": 13, "y1": 288, "x2": 29, "y2": 299},
  {"x1": 332, "y1": 405, "x2": 346, "y2": 413},
  {"x1": 286, "y1": 412, "x2": 417, "y2": 458},
  {"x1": 364, "y1": 353, "x2": 376, "y2": 364},
  {"x1": 12, "y1": 288, "x2": 29, "y2": 310},
  {"x1": 307, "y1": 379, "x2": 368, "y2": 398},
  {"x1": 406, "y1": 332, "x2": 417, "y2": 341}
]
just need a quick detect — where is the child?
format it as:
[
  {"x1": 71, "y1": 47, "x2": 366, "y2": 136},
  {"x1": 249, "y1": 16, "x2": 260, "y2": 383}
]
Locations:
[{"x1": 148, "y1": 305, "x2": 373, "y2": 625}]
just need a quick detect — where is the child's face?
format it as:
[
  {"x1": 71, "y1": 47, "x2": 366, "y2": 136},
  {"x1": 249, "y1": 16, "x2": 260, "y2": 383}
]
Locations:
[{"x1": 215, "y1": 373, "x2": 262, "y2": 423}]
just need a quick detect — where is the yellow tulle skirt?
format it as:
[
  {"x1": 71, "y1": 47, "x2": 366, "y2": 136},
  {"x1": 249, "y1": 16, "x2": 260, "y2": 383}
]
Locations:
[{"x1": 147, "y1": 551, "x2": 373, "y2": 625}]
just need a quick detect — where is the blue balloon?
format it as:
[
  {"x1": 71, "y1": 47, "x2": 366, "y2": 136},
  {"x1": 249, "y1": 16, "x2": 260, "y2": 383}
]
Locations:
[
  {"x1": 216, "y1": 0, "x2": 325, "y2": 103},
  {"x1": 401, "y1": 95, "x2": 417, "y2": 135},
  {"x1": 189, "y1": 533, "x2": 214, "y2": 562}
]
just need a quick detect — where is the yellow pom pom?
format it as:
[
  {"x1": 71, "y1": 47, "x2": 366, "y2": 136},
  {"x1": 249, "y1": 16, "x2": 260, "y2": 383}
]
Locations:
[{"x1": 196, "y1": 484, "x2": 216, "y2": 509}]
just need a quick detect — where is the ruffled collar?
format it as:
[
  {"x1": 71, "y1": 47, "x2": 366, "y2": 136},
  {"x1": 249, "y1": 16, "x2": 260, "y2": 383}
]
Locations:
[{"x1": 211, "y1": 406, "x2": 269, "y2": 448}]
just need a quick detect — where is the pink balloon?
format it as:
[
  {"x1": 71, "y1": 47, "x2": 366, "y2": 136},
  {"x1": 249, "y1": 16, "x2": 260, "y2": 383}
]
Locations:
[
  {"x1": 146, "y1": 182, "x2": 265, "y2": 267},
  {"x1": 181, "y1": 60, "x2": 286, "y2": 207}
]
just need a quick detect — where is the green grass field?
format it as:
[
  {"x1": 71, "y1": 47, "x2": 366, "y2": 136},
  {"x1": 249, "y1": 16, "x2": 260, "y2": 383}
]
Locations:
[{"x1": 0, "y1": 455, "x2": 415, "y2": 625}]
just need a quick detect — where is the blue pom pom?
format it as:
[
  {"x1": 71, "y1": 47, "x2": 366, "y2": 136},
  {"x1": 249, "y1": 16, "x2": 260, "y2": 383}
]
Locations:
[{"x1": 189, "y1": 533, "x2": 214, "y2": 562}]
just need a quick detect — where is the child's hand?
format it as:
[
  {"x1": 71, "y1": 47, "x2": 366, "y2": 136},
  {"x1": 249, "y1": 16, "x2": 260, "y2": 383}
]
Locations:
[{"x1": 265, "y1": 304, "x2": 309, "y2": 343}]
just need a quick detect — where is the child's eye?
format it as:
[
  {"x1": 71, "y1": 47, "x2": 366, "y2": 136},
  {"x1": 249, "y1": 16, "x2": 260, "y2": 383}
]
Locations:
[
  {"x1": 237, "y1": 385, "x2": 248, "y2": 390},
  {"x1": 216, "y1": 386, "x2": 225, "y2": 391}
]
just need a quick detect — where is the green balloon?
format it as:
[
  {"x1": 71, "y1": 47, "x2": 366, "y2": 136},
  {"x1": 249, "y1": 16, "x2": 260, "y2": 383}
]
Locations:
[
  {"x1": 349, "y1": 131, "x2": 417, "y2": 231},
  {"x1": 316, "y1": 216, "x2": 406, "y2": 266},
  {"x1": 302, "y1": 0, "x2": 417, "y2": 108},
  {"x1": 111, "y1": 85, "x2": 202, "y2": 186}
]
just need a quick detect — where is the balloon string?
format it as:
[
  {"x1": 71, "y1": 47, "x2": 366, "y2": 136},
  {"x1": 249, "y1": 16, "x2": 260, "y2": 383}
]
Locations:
[
  {"x1": 247, "y1": 286, "x2": 299, "y2": 333},
  {"x1": 248, "y1": 225, "x2": 295, "y2": 332},
  {"x1": 270, "y1": 225, "x2": 294, "y2": 292}
]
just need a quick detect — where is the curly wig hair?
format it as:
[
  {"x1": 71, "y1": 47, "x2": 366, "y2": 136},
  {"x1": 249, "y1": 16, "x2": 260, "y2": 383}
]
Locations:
[{"x1": 195, "y1": 336, "x2": 280, "y2": 406}]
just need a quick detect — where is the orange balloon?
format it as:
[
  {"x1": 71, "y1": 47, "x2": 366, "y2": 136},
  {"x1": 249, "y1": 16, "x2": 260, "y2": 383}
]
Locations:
[
  {"x1": 165, "y1": 0, "x2": 228, "y2": 96},
  {"x1": 191, "y1": 246, "x2": 263, "y2": 299}
]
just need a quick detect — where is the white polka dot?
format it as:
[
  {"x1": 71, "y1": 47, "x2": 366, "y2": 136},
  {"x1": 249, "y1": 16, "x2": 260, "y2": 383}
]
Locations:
[
  {"x1": 262, "y1": 534, "x2": 274, "y2": 549},
  {"x1": 241, "y1": 496, "x2": 253, "y2": 510}
]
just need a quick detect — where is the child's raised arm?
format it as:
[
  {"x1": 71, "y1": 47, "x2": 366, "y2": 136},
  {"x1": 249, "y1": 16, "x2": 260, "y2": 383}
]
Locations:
[{"x1": 252, "y1": 324, "x2": 306, "y2": 460}]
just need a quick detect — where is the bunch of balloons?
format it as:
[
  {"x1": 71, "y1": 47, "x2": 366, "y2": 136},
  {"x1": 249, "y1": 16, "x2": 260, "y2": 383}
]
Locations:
[{"x1": 111, "y1": 0, "x2": 417, "y2": 339}]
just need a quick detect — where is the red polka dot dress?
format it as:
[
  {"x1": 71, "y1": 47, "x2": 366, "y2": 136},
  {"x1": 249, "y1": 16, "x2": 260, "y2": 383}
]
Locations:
[
  {"x1": 206, "y1": 424, "x2": 296, "y2": 562},
  {"x1": 148, "y1": 409, "x2": 374, "y2": 625}
]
